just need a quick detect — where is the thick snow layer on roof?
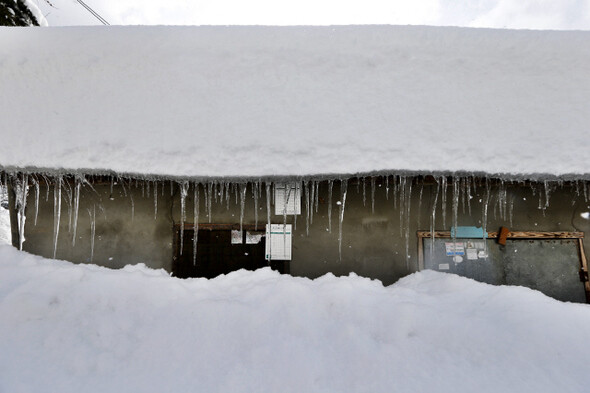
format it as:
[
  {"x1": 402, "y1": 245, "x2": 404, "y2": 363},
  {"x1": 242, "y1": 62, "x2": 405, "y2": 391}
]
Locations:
[
  {"x1": 1, "y1": 25, "x2": 589, "y2": 179},
  {"x1": 1, "y1": 245, "x2": 590, "y2": 392}
]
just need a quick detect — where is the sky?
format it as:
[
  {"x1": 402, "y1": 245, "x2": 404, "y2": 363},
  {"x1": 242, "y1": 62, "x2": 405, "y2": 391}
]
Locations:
[{"x1": 31, "y1": 0, "x2": 590, "y2": 29}]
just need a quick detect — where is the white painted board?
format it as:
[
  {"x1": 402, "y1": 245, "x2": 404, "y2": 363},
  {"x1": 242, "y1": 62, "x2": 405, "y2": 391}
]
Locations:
[
  {"x1": 274, "y1": 183, "x2": 301, "y2": 215},
  {"x1": 265, "y1": 224, "x2": 292, "y2": 260}
]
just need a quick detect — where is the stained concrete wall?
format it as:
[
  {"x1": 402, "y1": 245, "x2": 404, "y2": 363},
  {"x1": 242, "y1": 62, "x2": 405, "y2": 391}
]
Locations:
[
  {"x1": 23, "y1": 177, "x2": 590, "y2": 288},
  {"x1": 23, "y1": 180, "x2": 173, "y2": 271}
]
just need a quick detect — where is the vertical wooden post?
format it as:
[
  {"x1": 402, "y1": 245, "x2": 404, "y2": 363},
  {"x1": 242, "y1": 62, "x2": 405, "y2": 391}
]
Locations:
[
  {"x1": 6, "y1": 175, "x2": 20, "y2": 249},
  {"x1": 578, "y1": 238, "x2": 590, "y2": 304}
]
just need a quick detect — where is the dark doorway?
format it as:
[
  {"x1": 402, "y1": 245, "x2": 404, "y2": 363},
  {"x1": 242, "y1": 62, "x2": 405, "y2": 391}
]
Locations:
[{"x1": 172, "y1": 225, "x2": 288, "y2": 278}]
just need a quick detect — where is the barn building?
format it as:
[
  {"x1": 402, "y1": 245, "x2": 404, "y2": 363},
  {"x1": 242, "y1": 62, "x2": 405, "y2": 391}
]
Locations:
[{"x1": 1, "y1": 25, "x2": 589, "y2": 302}]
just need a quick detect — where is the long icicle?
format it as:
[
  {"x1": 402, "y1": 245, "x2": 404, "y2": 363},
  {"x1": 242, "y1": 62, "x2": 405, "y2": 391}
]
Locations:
[
  {"x1": 72, "y1": 177, "x2": 81, "y2": 246},
  {"x1": 89, "y1": 205, "x2": 96, "y2": 262},
  {"x1": 193, "y1": 183, "x2": 200, "y2": 266},
  {"x1": 18, "y1": 174, "x2": 28, "y2": 251},
  {"x1": 34, "y1": 178, "x2": 39, "y2": 226},
  {"x1": 179, "y1": 181, "x2": 189, "y2": 256},
  {"x1": 404, "y1": 179, "x2": 412, "y2": 269},
  {"x1": 53, "y1": 176, "x2": 62, "y2": 259},
  {"x1": 239, "y1": 183, "x2": 247, "y2": 233},
  {"x1": 430, "y1": 177, "x2": 440, "y2": 258},
  {"x1": 266, "y1": 182, "x2": 272, "y2": 262},
  {"x1": 338, "y1": 179, "x2": 348, "y2": 262}
]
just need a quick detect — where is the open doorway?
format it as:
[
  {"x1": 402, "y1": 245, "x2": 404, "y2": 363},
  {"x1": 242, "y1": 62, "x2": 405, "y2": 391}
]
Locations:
[{"x1": 172, "y1": 224, "x2": 289, "y2": 278}]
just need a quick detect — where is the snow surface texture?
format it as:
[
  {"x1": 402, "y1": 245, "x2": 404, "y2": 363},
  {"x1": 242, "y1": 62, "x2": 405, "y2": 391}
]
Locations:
[
  {"x1": 1, "y1": 246, "x2": 590, "y2": 393},
  {"x1": 1, "y1": 26, "x2": 589, "y2": 179}
]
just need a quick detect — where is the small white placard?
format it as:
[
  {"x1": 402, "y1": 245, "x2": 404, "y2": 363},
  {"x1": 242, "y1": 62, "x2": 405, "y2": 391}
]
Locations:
[
  {"x1": 445, "y1": 242, "x2": 465, "y2": 256},
  {"x1": 438, "y1": 263, "x2": 450, "y2": 270},
  {"x1": 466, "y1": 248, "x2": 478, "y2": 260},
  {"x1": 274, "y1": 183, "x2": 301, "y2": 215},
  {"x1": 231, "y1": 230, "x2": 242, "y2": 244},
  {"x1": 265, "y1": 224, "x2": 292, "y2": 260}
]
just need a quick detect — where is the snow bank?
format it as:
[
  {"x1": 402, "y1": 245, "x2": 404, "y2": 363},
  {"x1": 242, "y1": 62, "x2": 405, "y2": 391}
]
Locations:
[
  {"x1": 1, "y1": 26, "x2": 589, "y2": 179},
  {"x1": 1, "y1": 245, "x2": 589, "y2": 393}
]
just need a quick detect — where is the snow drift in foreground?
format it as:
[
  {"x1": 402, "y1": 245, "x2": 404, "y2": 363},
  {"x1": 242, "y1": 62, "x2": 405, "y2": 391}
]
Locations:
[
  {"x1": 1, "y1": 26, "x2": 590, "y2": 179},
  {"x1": 1, "y1": 246, "x2": 589, "y2": 393}
]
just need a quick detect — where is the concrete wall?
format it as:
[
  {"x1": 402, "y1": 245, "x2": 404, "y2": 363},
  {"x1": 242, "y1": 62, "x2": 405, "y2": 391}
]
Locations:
[
  {"x1": 23, "y1": 177, "x2": 590, "y2": 287},
  {"x1": 23, "y1": 179, "x2": 173, "y2": 271}
]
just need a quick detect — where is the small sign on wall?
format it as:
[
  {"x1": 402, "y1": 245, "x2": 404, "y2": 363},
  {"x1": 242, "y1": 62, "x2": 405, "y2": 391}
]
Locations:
[
  {"x1": 274, "y1": 183, "x2": 301, "y2": 215},
  {"x1": 231, "y1": 230, "x2": 243, "y2": 244},
  {"x1": 265, "y1": 224, "x2": 292, "y2": 260}
]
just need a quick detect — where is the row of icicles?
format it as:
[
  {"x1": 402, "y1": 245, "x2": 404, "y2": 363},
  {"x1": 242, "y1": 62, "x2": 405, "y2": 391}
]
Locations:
[{"x1": 4, "y1": 174, "x2": 590, "y2": 270}]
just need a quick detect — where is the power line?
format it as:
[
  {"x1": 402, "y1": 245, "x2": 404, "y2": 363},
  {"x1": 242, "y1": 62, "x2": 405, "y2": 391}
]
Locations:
[{"x1": 75, "y1": 0, "x2": 110, "y2": 25}]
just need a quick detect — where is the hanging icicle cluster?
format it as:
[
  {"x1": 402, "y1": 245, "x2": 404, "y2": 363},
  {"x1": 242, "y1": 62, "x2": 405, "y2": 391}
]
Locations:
[{"x1": 1, "y1": 172, "x2": 589, "y2": 271}]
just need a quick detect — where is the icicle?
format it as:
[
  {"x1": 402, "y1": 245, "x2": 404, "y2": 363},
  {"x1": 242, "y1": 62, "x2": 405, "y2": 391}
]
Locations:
[
  {"x1": 225, "y1": 181, "x2": 231, "y2": 210},
  {"x1": 282, "y1": 185, "x2": 290, "y2": 252},
  {"x1": 266, "y1": 182, "x2": 271, "y2": 227},
  {"x1": 193, "y1": 184, "x2": 200, "y2": 265},
  {"x1": 72, "y1": 178, "x2": 81, "y2": 247},
  {"x1": 314, "y1": 181, "x2": 320, "y2": 213},
  {"x1": 179, "y1": 181, "x2": 189, "y2": 256},
  {"x1": 44, "y1": 175, "x2": 50, "y2": 202},
  {"x1": 385, "y1": 176, "x2": 389, "y2": 200},
  {"x1": 239, "y1": 183, "x2": 247, "y2": 233},
  {"x1": 141, "y1": 180, "x2": 145, "y2": 198},
  {"x1": 146, "y1": 180, "x2": 150, "y2": 198},
  {"x1": 430, "y1": 178, "x2": 440, "y2": 257},
  {"x1": 328, "y1": 180, "x2": 333, "y2": 233},
  {"x1": 110, "y1": 176, "x2": 114, "y2": 195},
  {"x1": 18, "y1": 174, "x2": 28, "y2": 251},
  {"x1": 303, "y1": 181, "x2": 310, "y2": 236},
  {"x1": 441, "y1": 176, "x2": 447, "y2": 229},
  {"x1": 34, "y1": 178, "x2": 39, "y2": 226},
  {"x1": 213, "y1": 181, "x2": 219, "y2": 204},
  {"x1": 371, "y1": 177, "x2": 376, "y2": 214},
  {"x1": 544, "y1": 180, "x2": 551, "y2": 209},
  {"x1": 451, "y1": 177, "x2": 459, "y2": 269},
  {"x1": 481, "y1": 179, "x2": 490, "y2": 257},
  {"x1": 153, "y1": 181, "x2": 158, "y2": 220},
  {"x1": 416, "y1": 181, "x2": 424, "y2": 227},
  {"x1": 66, "y1": 181, "x2": 73, "y2": 234},
  {"x1": 452, "y1": 177, "x2": 459, "y2": 238},
  {"x1": 404, "y1": 179, "x2": 413, "y2": 269},
  {"x1": 399, "y1": 176, "x2": 406, "y2": 234},
  {"x1": 310, "y1": 180, "x2": 315, "y2": 225},
  {"x1": 338, "y1": 179, "x2": 348, "y2": 261},
  {"x1": 53, "y1": 176, "x2": 62, "y2": 259},
  {"x1": 88, "y1": 205, "x2": 96, "y2": 263}
]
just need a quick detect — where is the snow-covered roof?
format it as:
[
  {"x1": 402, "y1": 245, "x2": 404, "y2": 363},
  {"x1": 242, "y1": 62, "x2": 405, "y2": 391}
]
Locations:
[{"x1": 1, "y1": 25, "x2": 589, "y2": 180}]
